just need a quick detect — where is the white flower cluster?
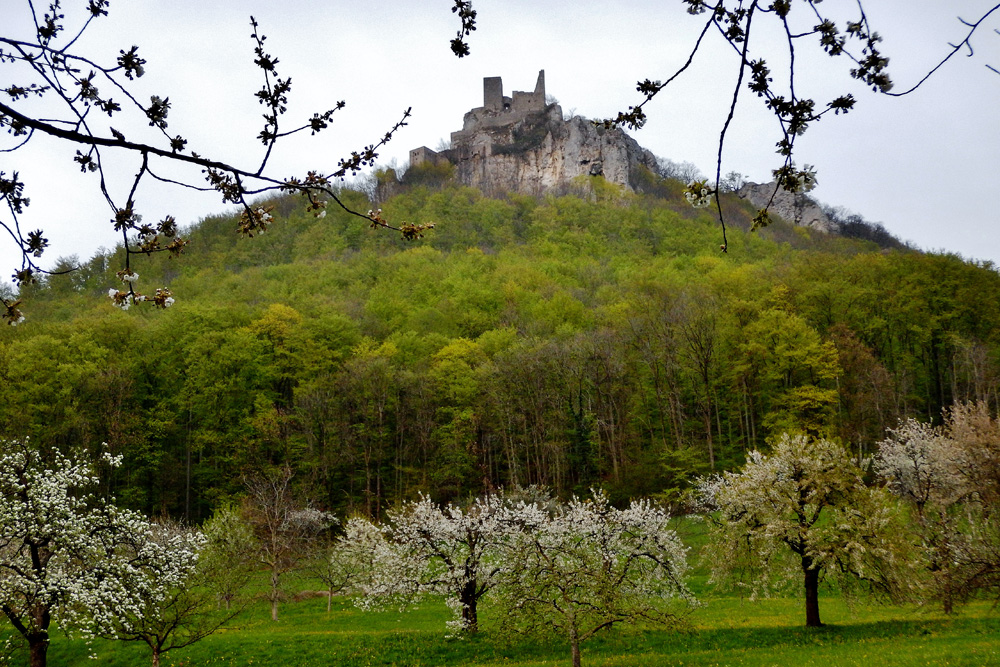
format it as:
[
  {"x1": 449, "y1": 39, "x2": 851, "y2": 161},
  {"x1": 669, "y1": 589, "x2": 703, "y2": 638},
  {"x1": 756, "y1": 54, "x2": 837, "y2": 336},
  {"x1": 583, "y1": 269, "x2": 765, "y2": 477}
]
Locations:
[
  {"x1": 343, "y1": 489, "x2": 693, "y2": 636},
  {"x1": 107, "y1": 288, "x2": 146, "y2": 310},
  {"x1": 876, "y1": 418, "x2": 963, "y2": 507},
  {"x1": 120, "y1": 269, "x2": 139, "y2": 284},
  {"x1": 795, "y1": 164, "x2": 818, "y2": 193},
  {"x1": 684, "y1": 180, "x2": 713, "y2": 208},
  {"x1": 0, "y1": 440, "x2": 205, "y2": 653},
  {"x1": 256, "y1": 207, "x2": 274, "y2": 224}
]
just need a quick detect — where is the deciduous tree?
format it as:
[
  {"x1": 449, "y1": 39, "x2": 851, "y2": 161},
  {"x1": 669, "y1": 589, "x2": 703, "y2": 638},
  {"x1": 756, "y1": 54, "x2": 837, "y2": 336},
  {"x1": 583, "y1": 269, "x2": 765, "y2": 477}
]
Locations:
[
  {"x1": 699, "y1": 434, "x2": 911, "y2": 627},
  {"x1": 0, "y1": 441, "x2": 201, "y2": 667},
  {"x1": 494, "y1": 490, "x2": 693, "y2": 667},
  {"x1": 877, "y1": 402, "x2": 1000, "y2": 611},
  {"x1": 240, "y1": 467, "x2": 335, "y2": 621},
  {"x1": 95, "y1": 520, "x2": 235, "y2": 667},
  {"x1": 350, "y1": 492, "x2": 511, "y2": 633}
]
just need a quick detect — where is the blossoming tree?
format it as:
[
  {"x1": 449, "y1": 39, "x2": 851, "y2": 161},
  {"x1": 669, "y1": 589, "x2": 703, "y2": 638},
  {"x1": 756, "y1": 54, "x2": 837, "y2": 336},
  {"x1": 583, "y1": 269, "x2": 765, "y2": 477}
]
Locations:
[
  {"x1": 349, "y1": 492, "x2": 511, "y2": 633},
  {"x1": 698, "y1": 434, "x2": 911, "y2": 627},
  {"x1": 494, "y1": 490, "x2": 694, "y2": 667},
  {"x1": 92, "y1": 519, "x2": 237, "y2": 667},
  {"x1": 0, "y1": 440, "x2": 203, "y2": 667},
  {"x1": 876, "y1": 402, "x2": 1000, "y2": 611}
]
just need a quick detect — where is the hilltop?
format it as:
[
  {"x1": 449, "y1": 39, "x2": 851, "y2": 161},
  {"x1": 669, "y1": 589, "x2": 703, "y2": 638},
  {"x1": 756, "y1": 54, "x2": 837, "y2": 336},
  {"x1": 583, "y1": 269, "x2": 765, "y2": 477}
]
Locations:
[{"x1": 406, "y1": 71, "x2": 660, "y2": 197}]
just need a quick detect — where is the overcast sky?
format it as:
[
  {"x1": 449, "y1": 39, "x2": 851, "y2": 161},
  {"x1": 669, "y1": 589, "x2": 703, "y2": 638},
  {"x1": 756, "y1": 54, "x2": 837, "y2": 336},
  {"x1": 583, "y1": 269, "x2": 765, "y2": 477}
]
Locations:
[{"x1": 4, "y1": 0, "x2": 999, "y2": 286}]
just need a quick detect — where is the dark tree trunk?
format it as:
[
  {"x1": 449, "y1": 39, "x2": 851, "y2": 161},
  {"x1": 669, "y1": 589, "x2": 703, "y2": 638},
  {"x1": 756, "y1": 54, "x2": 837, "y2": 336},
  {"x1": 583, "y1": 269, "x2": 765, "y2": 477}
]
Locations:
[
  {"x1": 459, "y1": 579, "x2": 479, "y2": 632},
  {"x1": 28, "y1": 634, "x2": 48, "y2": 667},
  {"x1": 803, "y1": 561, "x2": 822, "y2": 627},
  {"x1": 23, "y1": 602, "x2": 52, "y2": 667}
]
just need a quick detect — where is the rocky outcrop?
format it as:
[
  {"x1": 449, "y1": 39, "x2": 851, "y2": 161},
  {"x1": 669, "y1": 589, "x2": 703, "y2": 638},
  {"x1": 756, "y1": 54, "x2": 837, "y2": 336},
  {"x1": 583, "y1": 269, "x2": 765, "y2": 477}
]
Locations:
[
  {"x1": 447, "y1": 105, "x2": 658, "y2": 197},
  {"x1": 409, "y1": 72, "x2": 659, "y2": 197},
  {"x1": 737, "y1": 181, "x2": 834, "y2": 232}
]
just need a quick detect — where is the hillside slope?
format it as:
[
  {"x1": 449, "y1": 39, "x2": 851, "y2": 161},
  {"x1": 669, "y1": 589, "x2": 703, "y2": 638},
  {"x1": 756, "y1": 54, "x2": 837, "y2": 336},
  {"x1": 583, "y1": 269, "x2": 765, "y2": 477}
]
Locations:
[{"x1": 2, "y1": 178, "x2": 998, "y2": 519}]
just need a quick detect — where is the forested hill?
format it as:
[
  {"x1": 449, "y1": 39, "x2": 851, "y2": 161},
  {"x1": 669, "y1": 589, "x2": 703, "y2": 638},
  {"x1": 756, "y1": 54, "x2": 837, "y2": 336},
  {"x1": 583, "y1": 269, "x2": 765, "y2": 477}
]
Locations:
[{"x1": 2, "y1": 175, "x2": 999, "y2": 521}]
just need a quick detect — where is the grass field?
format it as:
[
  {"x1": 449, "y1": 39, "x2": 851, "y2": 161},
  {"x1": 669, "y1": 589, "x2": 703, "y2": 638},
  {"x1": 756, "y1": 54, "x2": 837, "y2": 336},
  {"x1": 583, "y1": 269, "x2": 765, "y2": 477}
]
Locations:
[
  {"x1": 6, "y1": 518, "x2": 999, "y2": 666},
  {"x1": 8, "y1": 587, "x2": 995, "y2": 666}
]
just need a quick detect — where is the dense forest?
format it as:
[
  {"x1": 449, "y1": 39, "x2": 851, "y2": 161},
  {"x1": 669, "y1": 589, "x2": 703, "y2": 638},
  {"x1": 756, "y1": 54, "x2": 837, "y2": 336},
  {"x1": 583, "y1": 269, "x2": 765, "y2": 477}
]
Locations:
[{"x1": 3, "y1": 170, "x2": 998, "y2": 521}]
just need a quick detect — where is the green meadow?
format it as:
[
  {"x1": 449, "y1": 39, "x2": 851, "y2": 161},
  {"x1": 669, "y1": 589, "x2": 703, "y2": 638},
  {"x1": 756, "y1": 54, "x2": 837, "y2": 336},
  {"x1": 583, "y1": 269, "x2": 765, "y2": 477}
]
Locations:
[
  {"x1": 20, "y1": 519, "x2": 1000, "y2": 667},
  {"x1": 32, "y1": 594, "x2": 999, "y2": 667}
]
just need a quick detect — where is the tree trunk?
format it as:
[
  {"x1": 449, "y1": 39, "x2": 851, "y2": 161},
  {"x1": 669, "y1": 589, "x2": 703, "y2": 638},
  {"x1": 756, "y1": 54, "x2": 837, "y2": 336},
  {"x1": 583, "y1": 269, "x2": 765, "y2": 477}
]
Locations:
[
  {"x1": 151, "y1": 646, "x2": 161, "y2": 667},
  {"x1": 703, "y1": 405, "x2": 715, "y2": 470},
  {"x1": 270, "y1": 568, "x2": 280, "y2": 621},
  {"x1": 28, "y1": 635, "x2": 48, "y2": 667},
  {"x1": 803, "y1": 561, "x2": 822, "y2": 627},
  {"x1": 942, "y1": 567, "x2": 954, "y2": 615},
  {"x1": 570, "y1": 626, "x2": 582, "y2": 667},
  {"x1": 459, "y1": 579, "x2": 479, "y2": 632}
]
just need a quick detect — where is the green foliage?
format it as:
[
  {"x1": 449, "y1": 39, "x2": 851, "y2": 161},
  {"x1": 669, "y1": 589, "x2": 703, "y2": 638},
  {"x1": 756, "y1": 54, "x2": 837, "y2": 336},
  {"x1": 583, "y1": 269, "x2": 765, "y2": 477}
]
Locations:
[
  {"x1": 3, "y1": 184, "x2": 999, "y2": 517},
  {"x1": 401, "y1": 160, "x2": 456, "y2": 189}
]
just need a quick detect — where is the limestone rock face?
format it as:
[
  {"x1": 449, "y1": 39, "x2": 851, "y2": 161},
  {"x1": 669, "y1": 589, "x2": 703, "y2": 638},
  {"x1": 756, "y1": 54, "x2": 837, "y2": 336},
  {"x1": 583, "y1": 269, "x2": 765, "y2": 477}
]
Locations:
[
  {"x1": 409, "y1": 71, "x2": 659, "y2": 197},
  {"x1": 449, "y1": 106, "x2": 658, "y2": 197},
  {"x1": 737, "y1": 181, "x2": 834, "y2": 233}
]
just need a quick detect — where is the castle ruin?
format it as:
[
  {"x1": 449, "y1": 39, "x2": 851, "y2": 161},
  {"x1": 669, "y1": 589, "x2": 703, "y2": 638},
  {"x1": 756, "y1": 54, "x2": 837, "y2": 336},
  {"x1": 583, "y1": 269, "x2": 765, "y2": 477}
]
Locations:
[
  {"x1": 410, "y1": 71, "x2": 548, "y2": 169},
  {"x1": 407, "y1": 71, "x2": 659, "y2": 196}
]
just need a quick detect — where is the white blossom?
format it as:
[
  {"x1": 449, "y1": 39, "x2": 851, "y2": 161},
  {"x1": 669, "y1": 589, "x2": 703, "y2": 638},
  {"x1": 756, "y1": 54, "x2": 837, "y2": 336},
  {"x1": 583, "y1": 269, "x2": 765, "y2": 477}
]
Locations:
[
  {"x1": 684, "y1": 180, "x2": 713, "y2": 208},
  {"x1": 493, "y1": 490, "x2": 693, "y2": 666},
  {"x1": 699, "y1": 434, "x2": 912, "y2": 626},
  {"x1": 876, "y1": 417, "x2": 962, "y2": 509},
  {"x1": 0, "y1": 440, "x2": 205, "y2": 664},
  {"x1": 348, "y1": 492, "x2": 514, "y2": 633}
]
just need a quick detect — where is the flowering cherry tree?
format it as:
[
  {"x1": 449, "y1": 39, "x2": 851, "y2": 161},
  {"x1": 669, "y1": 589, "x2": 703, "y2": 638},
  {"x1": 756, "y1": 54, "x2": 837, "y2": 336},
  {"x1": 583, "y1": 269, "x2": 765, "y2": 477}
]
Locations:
[
  {"x1": 0, "y1": 440, "x2": 203, "y2": 667},
  {"x1": 876, "y1": 402, "x2": 1000, "y2": 611},
  {"x1": 493, "y1": 490, "x2": 694, "y2": 667},
  {"x1": 92, "y1": 519, "x2": 234, "y2": 667},
  {"x1": 698, "y1": 434, "x2": 911, "y2": 627},
  {"x1": 349, "y1": 493, "x2": 512, "y2": 633}
]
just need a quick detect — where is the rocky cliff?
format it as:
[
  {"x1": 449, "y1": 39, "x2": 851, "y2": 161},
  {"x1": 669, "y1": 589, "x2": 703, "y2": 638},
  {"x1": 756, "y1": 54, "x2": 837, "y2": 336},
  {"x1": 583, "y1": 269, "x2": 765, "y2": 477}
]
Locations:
[
  {"x1": 409, "y1": 71, "x2": 659, "y2": 197},
  {"x1": 408, "y1": 72, "x2": 839, "y2": 236},
  {"x1": 449, "y1": 105, "x2": 659, "y2": 197},
  {"x1": 737, "y1": 181, "x2": 834, "y2": 232}
]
